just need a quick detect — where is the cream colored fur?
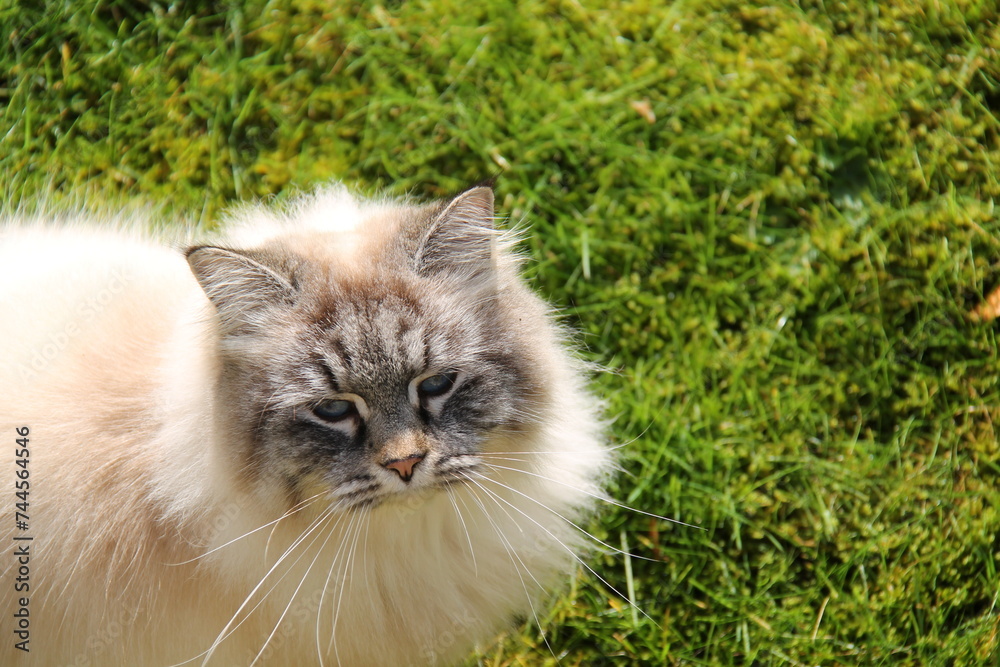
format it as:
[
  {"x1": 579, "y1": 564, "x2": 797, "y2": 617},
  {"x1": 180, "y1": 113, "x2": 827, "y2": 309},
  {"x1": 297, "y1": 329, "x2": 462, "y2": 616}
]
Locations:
[{"x1": 0, "y1": 189, "x2": 609, "y2": 666}]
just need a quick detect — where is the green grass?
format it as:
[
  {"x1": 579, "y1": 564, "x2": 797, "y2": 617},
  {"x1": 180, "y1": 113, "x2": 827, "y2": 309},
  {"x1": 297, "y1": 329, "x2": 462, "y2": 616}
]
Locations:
[{"x1": 3, "y1": 0, "x2": 1000, "y2": 664}]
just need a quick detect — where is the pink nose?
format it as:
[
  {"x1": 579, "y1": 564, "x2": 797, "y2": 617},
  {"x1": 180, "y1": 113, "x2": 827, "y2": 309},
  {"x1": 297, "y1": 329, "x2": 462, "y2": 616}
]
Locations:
[{"x1": 382, "y1": 454, "x2": 425, "y2": 482}]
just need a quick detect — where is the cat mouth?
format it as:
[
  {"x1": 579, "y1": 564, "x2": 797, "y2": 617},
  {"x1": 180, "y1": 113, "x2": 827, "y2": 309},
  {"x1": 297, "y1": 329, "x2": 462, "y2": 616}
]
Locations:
[
  {"x1": 332, "y1": 485, "x2": 383, "y2": 511},
  {"x1": 332, "y1": 468, "x2": 479, "y2": 511}
]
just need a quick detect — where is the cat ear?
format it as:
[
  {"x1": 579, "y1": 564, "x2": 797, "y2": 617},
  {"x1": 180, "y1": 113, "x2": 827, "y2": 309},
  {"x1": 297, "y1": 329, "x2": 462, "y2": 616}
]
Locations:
[
  {"x1": 186, "y1": 246, "x2": 295, "y2": 332},
  {"x1": 413, "y1": 186, "x2": 496, "y2": 282}
]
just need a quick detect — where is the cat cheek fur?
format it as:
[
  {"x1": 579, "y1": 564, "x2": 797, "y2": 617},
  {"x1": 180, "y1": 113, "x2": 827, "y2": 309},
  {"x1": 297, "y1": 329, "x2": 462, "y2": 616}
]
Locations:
[{"x1": 0, "y1": 185, "x2": 611, "y2": 666}]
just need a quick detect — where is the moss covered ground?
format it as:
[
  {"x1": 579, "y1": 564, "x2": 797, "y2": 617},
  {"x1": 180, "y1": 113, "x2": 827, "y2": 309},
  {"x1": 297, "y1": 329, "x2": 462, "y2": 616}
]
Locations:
[{"x1": 2, "y1": 1, "x2": 999, "y2": 664}]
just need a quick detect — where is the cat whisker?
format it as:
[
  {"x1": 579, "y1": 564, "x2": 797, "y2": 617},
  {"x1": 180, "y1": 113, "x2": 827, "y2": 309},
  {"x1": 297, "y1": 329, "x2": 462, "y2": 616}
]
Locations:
[
  {"x1": 474, "y1": 467, "x2": 662, "y2": 563},
  {"x1": 316, "y1": 506, "x2": 368, "y2": 664},
  {"x1": 189, "y1": 503, "x2": 347, "y2": 667},
  {"x1": 482, "y1": 462, "x2": 702, "y2": 530},
  {"x1": 326, "y1": 512, "x2": 375, "y2": 667},
  {"x1": 503, "y1": 406, "x2": 547, "y2": 424},
  {"x1": 464, "y1": 470, "x2": 656, "y2": 625},
  {"x1": 457, "y1": 475, "x2": 569, "y2": 662},
  {"x1": 460, "y1": 479, "x2": 550, "y2": 593},
  {"x1": 199, "y1": 513, "x2": 336, "y2": 666},
  {"x1": 434, "y1": 453, "x2": 482, "y2": 477},
  {"x1": 241, "y1": 507, "x2": 352, "y2": 664},
  {"x1": 476, "y1": 449, "x2": 614, "y2": 457},
  {"x1": 251, "y1": 510, "x2": 344, "y2": 667},
  {"x1": 474, "y1": 454, "x2": 544, "y2": 466},
  {"x1": 317, "y1": 505, "x2": 364, "y2": 659},
  {"x1": 456, "y1": 476, "x2": 555, "y2": 650},
  {"x1": 325, "y1": 506, "x2": 367, "y2": 662},
  {"x1": 446, "y1": 487, "x2": 479, "y2": 575},
  {"x1": 329, "y1": 482, "x2": 384, "y2": 510},
  {"x1": 168, "y1": 492, "x2": 326, "y2": 567},
  {"x1": 352, "y1": 510, "x2": 374, "y2": 665},
  {"x1": 479, "y1": 442, "x2": 637, "y2": 480},
  {"x1": 263, "y1": 492, "x2": 334, "y2": 558},
  {"x1": 476, "y1": 450, "x2": 557, "y2": 456}
]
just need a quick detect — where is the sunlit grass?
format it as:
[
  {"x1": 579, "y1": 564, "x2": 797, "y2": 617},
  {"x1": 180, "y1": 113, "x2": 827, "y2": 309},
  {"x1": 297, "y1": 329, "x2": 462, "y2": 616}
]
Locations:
[{"x1": 2, "y1": 1, "x2": 999, "y2": 665}]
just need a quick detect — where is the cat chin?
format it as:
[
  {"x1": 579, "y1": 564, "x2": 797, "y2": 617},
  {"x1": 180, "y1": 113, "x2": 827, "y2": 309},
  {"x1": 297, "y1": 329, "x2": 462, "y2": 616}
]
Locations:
[{"x1": 304, "y1": 473, "x2": 475, "y2": 517}]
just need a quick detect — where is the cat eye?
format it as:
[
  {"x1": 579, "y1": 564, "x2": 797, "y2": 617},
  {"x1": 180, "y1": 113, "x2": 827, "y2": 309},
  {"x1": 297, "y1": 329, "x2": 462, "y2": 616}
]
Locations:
[
  {"x1": 313, "y1": 399, "x2": 356, "y2": 422},
  {"x1": 417, "y1": 371, "x2": 458, "y2": 398}
]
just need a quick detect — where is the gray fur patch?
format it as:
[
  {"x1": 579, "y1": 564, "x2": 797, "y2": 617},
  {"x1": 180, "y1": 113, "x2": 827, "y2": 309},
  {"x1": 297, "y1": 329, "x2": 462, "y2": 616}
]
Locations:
[{"x1": 191, "y1": 187, "x2": 550, "y2": 508}]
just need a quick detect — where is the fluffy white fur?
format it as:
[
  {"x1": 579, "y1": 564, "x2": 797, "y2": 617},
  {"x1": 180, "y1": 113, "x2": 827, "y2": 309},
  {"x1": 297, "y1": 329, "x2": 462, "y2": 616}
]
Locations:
[{"x1": 0, "y1": 188, "x2": 610, "y2": 666}]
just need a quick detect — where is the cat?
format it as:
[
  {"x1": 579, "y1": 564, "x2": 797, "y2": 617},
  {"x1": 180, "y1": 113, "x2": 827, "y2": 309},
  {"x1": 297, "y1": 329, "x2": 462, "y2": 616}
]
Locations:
[{"x1": 0, "y1": 184, "x2": 612, "y2": 666}]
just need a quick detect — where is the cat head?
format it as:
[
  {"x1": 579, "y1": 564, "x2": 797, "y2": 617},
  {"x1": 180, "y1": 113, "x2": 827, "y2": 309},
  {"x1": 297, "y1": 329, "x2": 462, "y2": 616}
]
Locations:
[{"x1": 187, "y1": 187, "x2": 551, "y2": 510}]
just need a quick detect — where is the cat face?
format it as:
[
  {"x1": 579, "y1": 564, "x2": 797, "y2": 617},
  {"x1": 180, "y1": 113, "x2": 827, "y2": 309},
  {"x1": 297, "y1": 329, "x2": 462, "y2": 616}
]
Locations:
[{"x1": 188, "y1": 188, "x2": 544, "y2": 509}]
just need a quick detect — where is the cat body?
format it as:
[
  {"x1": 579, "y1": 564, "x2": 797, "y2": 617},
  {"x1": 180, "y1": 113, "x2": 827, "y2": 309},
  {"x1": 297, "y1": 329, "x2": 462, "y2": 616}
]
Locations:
[{"x1": 0, "y1": 186, "x2": 610, "y2": 666}]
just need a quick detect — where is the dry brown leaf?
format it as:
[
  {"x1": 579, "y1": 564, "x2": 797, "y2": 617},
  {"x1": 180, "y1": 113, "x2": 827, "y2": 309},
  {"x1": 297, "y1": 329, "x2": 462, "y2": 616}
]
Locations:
[
  {"x1": 969, "y1": 285, "x2": 1000, "y2": 321},
  {"x1": 629, "y1": 98, "x2": 656, "y2": 124}
]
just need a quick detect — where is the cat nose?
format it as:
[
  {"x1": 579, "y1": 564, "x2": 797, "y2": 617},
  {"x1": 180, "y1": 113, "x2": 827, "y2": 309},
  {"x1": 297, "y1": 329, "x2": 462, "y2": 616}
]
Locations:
[{"x1": 382, "y1": 454, "x2": 425, "y2": 482}]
